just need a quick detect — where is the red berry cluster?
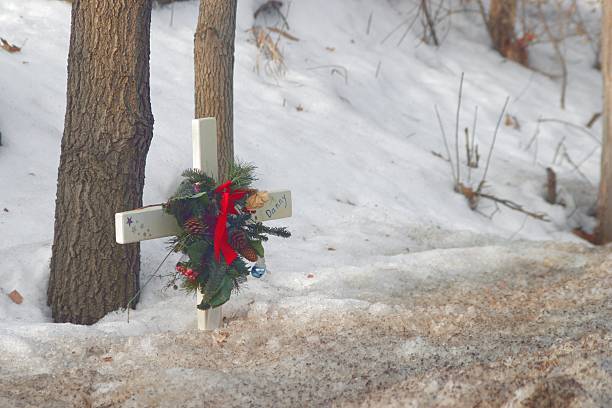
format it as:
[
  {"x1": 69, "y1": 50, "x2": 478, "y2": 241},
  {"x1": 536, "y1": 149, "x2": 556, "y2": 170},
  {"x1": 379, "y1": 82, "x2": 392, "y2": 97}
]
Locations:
[{"x1": 176, "y1": 264, "x2": 199, "y2": 282}]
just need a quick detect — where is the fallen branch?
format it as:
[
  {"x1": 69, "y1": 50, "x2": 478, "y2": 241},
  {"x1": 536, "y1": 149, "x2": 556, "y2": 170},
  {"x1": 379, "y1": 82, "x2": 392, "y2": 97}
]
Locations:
[
  {"x1": 477, "y1": 191, "x2": 550, "y2": 221},
  {"x1": 456, "y1": 183, "x2": 549, "y2": 221}
]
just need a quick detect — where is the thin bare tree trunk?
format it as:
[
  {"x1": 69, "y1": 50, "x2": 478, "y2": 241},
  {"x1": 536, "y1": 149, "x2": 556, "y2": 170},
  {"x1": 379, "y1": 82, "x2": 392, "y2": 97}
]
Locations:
[
  {"x1": 48, "y1": 0, "x2": 154, "y2": 324},
  {"x1": 598, "y1": 0, "x2": 612, "y2": 244},
  {"x1": 194, "y1": 0, "x2": 237, "y2": 181},
  {"x1": 489, "y1": 0, "x2": 517, "y2": 52}
]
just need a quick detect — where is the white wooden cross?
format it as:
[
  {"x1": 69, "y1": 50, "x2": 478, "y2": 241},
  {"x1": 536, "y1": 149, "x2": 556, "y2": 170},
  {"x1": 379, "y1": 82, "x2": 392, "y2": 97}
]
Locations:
[{"x1": 115, "y1": 117, "x2": 292, "y2": 330}]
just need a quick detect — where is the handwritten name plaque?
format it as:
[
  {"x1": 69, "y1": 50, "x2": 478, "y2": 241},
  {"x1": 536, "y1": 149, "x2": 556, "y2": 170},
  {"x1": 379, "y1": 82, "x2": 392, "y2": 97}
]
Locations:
[{"x1": 252, "y1": 190, "x2": 292, "y2": 222}]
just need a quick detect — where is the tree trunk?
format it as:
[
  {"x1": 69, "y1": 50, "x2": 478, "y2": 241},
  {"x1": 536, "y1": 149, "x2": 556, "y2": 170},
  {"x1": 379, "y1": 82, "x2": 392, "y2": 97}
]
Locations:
[
  {"x1": 194, "y1": 0, "x2": 237, "y2": 181},
  {"x1": 598, "y1": 1, "x2": 612, "y2": 244},
  {"x1": 489, "y1": 0, "x2": 517, "y2": 52},
  {"x1": 48, "y1": 0, "x2": 154, "y2": 324},
  {"x1": 488, "y1": 0, "x2": 526, "y2": 65}
]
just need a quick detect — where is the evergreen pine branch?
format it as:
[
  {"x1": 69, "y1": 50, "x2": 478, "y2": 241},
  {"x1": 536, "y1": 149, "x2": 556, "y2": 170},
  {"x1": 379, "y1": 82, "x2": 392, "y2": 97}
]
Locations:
[
  {"x1": 232, "y1": 276, "x2": 248, "y2": 293},
  {"x1": 228, "y1": 213, "x2": 253, "y2": 228},
  {"x1": 174, "y1": 182, "x2": 191, "y2": 198},
  {"x1": 229, "y1": 161, "x2": 257, "y2": 189},
  {"x1": 247, "y1": 223, "x2": 291, "y2": 238},
  {"x1": 176, "y1": 169, "x2": 216, "y2": 198},
  {"x1": 263, "y1": 225, "x2": 291, "y2": 238},
  {"x1": 246, "y1": 223, "x2": 265, "y2": 234},
  {"x1": 181, "y1": 168, "x2": 216, "y2": 186},
  {"x1": 229, "y1": 258, "x2": 249, "y2": 293}
]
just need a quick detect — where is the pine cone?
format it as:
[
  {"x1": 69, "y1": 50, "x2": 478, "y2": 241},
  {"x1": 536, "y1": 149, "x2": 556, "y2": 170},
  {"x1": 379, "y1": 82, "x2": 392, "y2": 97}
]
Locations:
[
  {"x1": 239, "y1": 246, "x2": 259, "y2": 262},
  {"x1": 230, "y1": 230, "x2": 248, "y2": 250},
  {"x1": 230, "y1": 231, "x2": 258, "y2": 262},
  {"x1": 184, "y1": 217, "x2": 206, "y2": 235}
]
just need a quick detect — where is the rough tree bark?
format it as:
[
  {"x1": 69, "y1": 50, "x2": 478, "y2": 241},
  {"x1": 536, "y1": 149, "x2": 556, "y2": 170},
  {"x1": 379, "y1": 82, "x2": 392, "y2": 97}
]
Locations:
[
  {"x1": 194, "y1": 0, "x2": 237, "y2": 181},
  {"x1": 48, "y1": 0, "x2": 154, "y2": 324},
  {"x1": 486, "y1": 0, "x2": 526, "y2": 65},
  {"x1": 598, "y1": 1, "x2": 612, "y2": 244},
  {"x1": 489, "y1": 0, "x2": 517, "y2": 51}
]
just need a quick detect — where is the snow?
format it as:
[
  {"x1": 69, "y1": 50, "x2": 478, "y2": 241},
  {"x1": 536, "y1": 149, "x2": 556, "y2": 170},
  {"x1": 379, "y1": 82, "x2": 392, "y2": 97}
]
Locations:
[{"x1": 0, "y1": 0, "x2": 609, "y2": 404}]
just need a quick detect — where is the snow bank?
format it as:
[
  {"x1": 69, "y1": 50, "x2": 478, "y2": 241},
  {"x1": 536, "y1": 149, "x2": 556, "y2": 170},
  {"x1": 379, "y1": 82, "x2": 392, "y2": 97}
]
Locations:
[{"x1": 0, "y1": 0, "x2": 604, "y2": 354}]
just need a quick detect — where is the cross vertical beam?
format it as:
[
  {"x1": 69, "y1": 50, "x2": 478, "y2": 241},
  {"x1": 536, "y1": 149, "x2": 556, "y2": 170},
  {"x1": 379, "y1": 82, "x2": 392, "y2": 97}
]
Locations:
[
  {"x1": 192, "y1": 117, "x2": 223, "y2": 331},
  {"x1": 192, "y1": 118, "x2": 218, "y2": 182}
]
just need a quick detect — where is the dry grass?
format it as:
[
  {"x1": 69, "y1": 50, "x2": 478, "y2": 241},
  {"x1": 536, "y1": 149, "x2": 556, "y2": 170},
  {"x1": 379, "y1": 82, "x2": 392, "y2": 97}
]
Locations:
[
  {"x1": 248, "y1": 26, "x2": 291, "y2": 78},
  {"x1": 248, "y1": 2, "x2": 299, "y2": 78}
]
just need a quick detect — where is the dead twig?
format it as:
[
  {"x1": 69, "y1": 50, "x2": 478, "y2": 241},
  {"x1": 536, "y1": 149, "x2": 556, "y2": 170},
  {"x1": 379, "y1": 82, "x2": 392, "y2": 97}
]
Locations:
[
  {"x1": 431, "y1": 151, "x2": 450, "y2": 162},
  {"x1": 538, "y1": 117, "x2": 601, "y2": 145},
  {"x1": 435, "y1": 105, "x2": 457, "y2": 184},
  {"x1": 454, "y1": 73, "x2": 465, "y2": 188},
  {"x1": 381, "y1": 1, "x2": 453, "y2": 47},
  {"x1": 266, "y1": 26, "x2": 299, "y2": 41},
  {"x1": 477, "y1": 192, "x2": 550, "y2": 221},
  {"x1": 561, "y1": 149, "x2": 592, "y2": 186},
  {"x1": 508, "y1": 214, "x2": 529, "y2": 240},
  {"x1": 421, "y1": 0, "x2": 440, "y2": 46},
  {"x1": 380, "y1": 4, "x2": 421, "y2": 45},
  {"x1": 457, "y1": 183, "x2": 549, "y2": 221},
  {"x1": 524, "y1": 116, "x2": 541, "y2": 163},
  {"x1": 537, "y1": 1, "x2": 568, "y2": 109},
  {"x1": 585, "y1": 112, "x2": 601, "y2": 129},
  {"x1": 477, "y1": 96, "x2": 510, "y2": 193},
  {"x1": 466, "y1": 107, "x2": 480, "y2": 184},
  {"x1": 307, "y1": 65, "x2": 349, "y2": 85},
  {"x1": 551, "y1": 135, "x2": 567, "y2": 164},
  {"x1": 546, "y1": 167, "x2": 557, "y2": 204},
  {"x1": 574, "y1": 144, "x2": 601, "y2": 169},
  {"x1": 435, "y1": 82, "x2": 546, "y2": 223}
]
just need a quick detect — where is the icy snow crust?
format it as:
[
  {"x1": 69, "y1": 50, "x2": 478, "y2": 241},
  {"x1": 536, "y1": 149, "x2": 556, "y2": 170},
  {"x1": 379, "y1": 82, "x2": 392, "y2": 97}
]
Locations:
[{"x1": 0, "y1": 0, "x2": 610, "y2": 406}]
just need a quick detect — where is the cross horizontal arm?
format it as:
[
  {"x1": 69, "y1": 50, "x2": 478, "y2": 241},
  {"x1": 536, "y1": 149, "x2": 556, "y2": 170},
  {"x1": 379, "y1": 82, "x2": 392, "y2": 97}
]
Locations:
[
  {"x1": 115, "y1": 190, "x2": 292, "y2": 244},
  {"x1": 115, "y1": 205, "x2": 181, "y2": 244}
]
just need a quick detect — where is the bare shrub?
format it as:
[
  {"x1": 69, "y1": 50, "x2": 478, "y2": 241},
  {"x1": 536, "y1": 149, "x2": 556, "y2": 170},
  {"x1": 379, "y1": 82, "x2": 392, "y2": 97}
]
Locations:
[{"x1": 434, "y1": 74, "x2": 550, "y2": 221}]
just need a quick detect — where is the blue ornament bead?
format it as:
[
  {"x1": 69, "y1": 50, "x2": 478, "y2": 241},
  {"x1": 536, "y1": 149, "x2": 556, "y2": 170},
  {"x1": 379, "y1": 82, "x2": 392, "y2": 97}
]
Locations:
[
  {"x1": 251, "y1": 257, "x2": 267, "y2": 278},
  {"x1": 251, "y1": 264, "x2": 266, "y2": 278}
]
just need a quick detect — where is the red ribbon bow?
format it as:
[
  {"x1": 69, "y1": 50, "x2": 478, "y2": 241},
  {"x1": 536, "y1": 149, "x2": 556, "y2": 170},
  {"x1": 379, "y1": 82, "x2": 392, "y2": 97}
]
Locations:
[{"x1": 214, "y1": 181, "x2": 248, "y2": 265}]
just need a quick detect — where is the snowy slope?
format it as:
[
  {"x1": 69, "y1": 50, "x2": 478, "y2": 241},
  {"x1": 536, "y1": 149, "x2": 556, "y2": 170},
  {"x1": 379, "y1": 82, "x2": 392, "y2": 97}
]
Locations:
[
  {"x1": 2, "y1": 2, "x2": 611, "y2": 405},
  {"x1": 0, "y1": 0, "x2": 604, "y2": 336}
]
